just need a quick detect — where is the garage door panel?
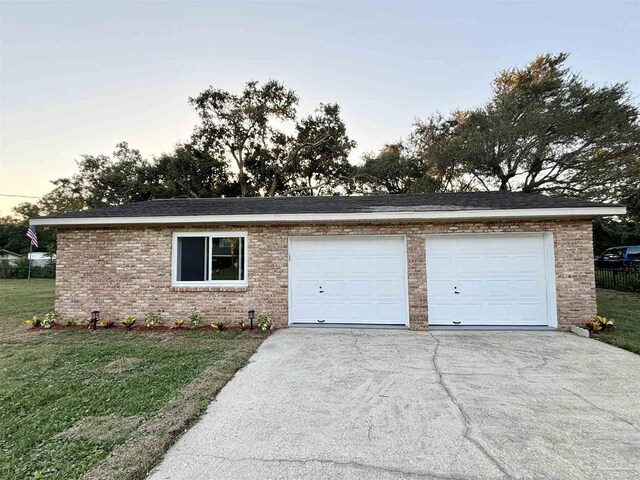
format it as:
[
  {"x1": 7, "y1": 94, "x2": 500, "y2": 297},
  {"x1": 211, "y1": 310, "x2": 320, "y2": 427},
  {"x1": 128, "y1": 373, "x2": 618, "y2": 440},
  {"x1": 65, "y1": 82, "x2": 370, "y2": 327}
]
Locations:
[
  {"x1": 427, "y1": 234, "x2": 552, "y2": 327},
  {"x1": 293, "y1": 279, "x2": 321, "y2": 296},
  {"x1": 345, "y1": 257, "x2": 374, "y2": 274},
  {"x1": 345, "y1": 279, "x2": 374, "y2": 297},
  {"x1": 374, "y1": 257, "x2": 405, "y2": 274},
  {"x1": 426, "y1": 257, "x2": 453, "y2": 277},
  {"x1": 290, "y1": 236, "x2": 408, "y2": 326},
  {"x1": 293, "y1": 257, "x2": 318, "y2": 272},
  {"x1": 428, "y1": 279, "x2": 456, "y2": 298},
  {"x1": 322, "y1": 279, "x2": 346, "y2": 298},
  {"x1": 375, "y1": 279, "x2": 405, "y2": 297},
  {"x1": 375, "y1": 302, "x2": 406, "y2": 322},
  {"x1": 320, "y1": 302, "x2": 348, "y2": 320},
  {"x1": 486, "y1": 303, "x2": 545, "y2": 325},
  {"x1": 291, "y1": 301, "x2": 320, "y2": 323},
  {"x1": 320, "y1": 257, "x2": 346, "y2": 275}
]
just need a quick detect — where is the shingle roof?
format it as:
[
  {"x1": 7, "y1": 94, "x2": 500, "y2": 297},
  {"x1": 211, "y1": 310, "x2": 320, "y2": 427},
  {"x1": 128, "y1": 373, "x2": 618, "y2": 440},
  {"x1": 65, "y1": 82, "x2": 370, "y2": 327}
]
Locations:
[{"x1": 34, "y1": 192, "x2": 618, "y2": 220}]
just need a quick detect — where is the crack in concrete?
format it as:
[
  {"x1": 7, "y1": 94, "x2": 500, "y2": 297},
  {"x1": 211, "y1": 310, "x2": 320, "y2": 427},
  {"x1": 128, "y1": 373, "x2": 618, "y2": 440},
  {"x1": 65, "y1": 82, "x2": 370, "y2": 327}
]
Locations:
[
  {"x1": 561, "y1": 387, "x2": 639, "y2": 430},
  {"x1": 516, "y1": 356, "x2": 549, "y2": 377},
  {"x1": 173, "y1": 453, "x2": 475, "y2": 480},
  {"x1": 428, "y1": 332, "x2": 512, "y2": 480},
  {"x1": 351, "y1": 330, "x2": 365, "y2": 356}
]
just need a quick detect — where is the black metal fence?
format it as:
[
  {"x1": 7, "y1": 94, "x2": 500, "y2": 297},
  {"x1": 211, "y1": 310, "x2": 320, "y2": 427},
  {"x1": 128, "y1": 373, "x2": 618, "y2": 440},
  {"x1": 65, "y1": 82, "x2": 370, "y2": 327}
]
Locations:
[{"x1": 595, "y1": 265, "x2": 640, "y2": 292}]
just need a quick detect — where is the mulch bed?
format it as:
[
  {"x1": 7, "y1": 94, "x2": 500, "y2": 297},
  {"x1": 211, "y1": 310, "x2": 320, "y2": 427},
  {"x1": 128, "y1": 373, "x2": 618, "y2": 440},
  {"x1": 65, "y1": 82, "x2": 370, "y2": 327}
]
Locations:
[{"x1": 28, "y1": 324, "x2": 270, "y2": 333}]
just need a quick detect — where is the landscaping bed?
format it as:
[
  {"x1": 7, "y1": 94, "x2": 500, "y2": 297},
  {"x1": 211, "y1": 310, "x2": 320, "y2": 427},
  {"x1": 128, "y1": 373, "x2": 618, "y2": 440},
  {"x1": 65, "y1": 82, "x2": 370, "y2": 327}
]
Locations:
[{"x1": 0, "y1": 279, "x2": 269, "y2": 480}]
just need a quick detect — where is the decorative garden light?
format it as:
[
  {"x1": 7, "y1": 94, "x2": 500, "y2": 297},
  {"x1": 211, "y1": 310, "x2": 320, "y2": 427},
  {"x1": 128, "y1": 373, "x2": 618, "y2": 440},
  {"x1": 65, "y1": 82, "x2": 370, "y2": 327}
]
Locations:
[
  {"x1": 248, "y1": 309, "x2": 255, "y2": 330},
  {"x1": 90, "y1": 310, "x2": 100, "y2": 330}
]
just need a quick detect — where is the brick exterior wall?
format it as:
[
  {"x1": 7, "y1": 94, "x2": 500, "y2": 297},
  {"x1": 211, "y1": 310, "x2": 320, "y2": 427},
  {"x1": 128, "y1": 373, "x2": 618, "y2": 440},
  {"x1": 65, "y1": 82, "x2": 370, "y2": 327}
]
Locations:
[{"x1": 55, "y1": 219, "x2": 596, "y2": 330}]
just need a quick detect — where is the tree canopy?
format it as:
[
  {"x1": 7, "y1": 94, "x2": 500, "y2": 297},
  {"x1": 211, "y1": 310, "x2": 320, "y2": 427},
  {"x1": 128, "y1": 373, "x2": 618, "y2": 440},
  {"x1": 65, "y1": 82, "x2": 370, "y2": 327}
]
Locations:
[{"x1": 2, "y1": 57, "x2": 639, "y2": 254}]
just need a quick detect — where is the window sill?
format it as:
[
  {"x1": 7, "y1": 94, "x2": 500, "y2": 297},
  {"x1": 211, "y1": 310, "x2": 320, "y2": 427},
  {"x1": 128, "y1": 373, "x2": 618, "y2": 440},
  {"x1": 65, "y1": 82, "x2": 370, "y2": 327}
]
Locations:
[{"x1": 170, "y1": 285, "x2": 249, "y2": 293}]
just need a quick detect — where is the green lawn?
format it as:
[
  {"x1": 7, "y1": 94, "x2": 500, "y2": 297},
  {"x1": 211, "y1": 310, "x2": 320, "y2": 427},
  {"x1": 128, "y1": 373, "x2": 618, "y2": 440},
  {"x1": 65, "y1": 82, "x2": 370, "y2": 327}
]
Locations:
[
  {"x1": 596, "y1": 288, "x2": 640, "y2": 355},
  {"x1": 0, "y1": 279, "x2": 268, "y2": 480}
]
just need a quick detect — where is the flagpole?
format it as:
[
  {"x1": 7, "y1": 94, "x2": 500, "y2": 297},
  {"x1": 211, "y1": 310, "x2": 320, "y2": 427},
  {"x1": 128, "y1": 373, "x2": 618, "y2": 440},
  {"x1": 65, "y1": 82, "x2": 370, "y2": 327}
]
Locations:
[{"x1": 27, "y1": 242, "x2": 32, "y2": 286}]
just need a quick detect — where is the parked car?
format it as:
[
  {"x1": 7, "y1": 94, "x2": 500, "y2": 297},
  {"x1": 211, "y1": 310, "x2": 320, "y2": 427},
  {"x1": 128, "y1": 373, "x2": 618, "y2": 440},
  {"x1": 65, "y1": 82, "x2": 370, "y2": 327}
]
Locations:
[{"x1": 595, "y1": 246, "x2": 640, "y2": 268}]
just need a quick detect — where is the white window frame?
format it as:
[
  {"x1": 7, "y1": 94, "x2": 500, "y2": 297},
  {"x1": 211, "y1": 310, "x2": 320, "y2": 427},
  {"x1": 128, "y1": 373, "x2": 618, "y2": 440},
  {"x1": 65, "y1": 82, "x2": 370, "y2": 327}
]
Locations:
[{"x1": 172, "y1": 231, "x2": 248, "y2": 287}]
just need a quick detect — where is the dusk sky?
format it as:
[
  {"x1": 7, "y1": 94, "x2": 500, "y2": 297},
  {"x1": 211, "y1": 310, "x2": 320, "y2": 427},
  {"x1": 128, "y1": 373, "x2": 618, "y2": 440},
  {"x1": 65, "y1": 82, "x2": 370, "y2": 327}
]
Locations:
[{"x1": 1, "y1": 0, "x2": 638, "y2": 215}]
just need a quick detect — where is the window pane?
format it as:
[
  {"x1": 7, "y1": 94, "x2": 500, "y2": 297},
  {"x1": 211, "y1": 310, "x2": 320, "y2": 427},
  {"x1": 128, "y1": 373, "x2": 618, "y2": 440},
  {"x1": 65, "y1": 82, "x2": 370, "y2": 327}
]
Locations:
[
  {"x1": 603, "y1": 248, "x2": 624, "y2": 260},
  {"x1": 211, "y1": 237, "x2": 244, "y2": 281},
  {"x1": 628, "y1": 247, "x2": 640, "y2": 259},
  {"x1": 177, "y1": 237, "x2": 207, "y2": 281}
]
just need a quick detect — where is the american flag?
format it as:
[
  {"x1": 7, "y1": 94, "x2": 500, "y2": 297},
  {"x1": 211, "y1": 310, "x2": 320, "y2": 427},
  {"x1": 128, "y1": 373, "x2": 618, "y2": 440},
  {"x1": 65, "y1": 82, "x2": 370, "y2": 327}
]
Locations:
[{"x1": 26, "y1": 226, "x2": 38, "y2": 247}]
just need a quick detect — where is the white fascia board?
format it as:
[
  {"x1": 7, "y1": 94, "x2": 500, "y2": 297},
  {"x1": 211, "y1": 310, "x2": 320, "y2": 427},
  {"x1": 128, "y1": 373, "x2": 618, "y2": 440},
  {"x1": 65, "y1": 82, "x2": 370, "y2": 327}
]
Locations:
[{"x1": 29, "y1": 206, "x2": 627, "y2": 227}]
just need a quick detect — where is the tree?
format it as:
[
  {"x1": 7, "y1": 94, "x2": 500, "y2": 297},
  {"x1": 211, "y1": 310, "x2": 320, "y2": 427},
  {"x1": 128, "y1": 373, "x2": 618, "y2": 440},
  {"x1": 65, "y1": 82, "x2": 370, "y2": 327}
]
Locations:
[
  {"x1": 33, "y1": 142, "x2": 165, "y2": 214},
  {"x1": 0, "y1": 204, "x2": 56, "y2": 255},
  {"x1": 352, "y1": 122, "x2": 473, "y2": 195},
  {"x1": 353, "y1": 144, "x2": 423, "y2": 194},
  {"x1": 420, "y1": 53, "x2": 640, "y2": 197},
  {"x1": 153, "y1": 139, "x2": 238, "y2": 198},
  {"x1": 190, "y1": 80, "x2": 355, "y2": 196}
]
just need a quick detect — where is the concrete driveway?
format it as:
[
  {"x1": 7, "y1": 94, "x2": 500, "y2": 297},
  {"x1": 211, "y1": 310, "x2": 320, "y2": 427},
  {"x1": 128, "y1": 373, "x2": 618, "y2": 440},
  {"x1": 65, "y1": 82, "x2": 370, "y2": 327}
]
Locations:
[{"x1": 148, "y1": 329, "x2": 640, "y2": 480}]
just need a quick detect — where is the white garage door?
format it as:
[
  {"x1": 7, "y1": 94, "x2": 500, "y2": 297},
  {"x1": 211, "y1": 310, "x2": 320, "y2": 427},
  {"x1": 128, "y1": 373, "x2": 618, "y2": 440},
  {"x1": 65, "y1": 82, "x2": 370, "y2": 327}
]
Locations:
[
  {"x1": 289, "y1": 236, "x2": 409, "y2": 326},
  {"x1": 426, "y1": 233, "x2": 556, "y2": 327}
]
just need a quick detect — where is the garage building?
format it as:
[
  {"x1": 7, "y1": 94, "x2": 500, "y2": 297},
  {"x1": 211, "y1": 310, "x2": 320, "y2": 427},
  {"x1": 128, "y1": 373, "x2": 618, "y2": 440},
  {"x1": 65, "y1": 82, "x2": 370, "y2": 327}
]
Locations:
[{"x1": 30, "y1": 192, "x2": 625, "y2": 330}]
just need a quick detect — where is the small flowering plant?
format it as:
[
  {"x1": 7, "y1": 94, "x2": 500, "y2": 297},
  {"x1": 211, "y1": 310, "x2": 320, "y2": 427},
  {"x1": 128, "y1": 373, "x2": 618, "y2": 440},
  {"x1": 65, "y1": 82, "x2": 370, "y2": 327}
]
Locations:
[
  {"x1": 584, "y1": 316, "x2": 615, "y2": 333},
  {"x1": 41, "y1": 311, "x2": 59, "y2": 329},
  {"x1": 99, "y1": 319, "x2": 115, "y2": 328},
  {"x1": 257, "y1": 314, "x2": 273, "y2": 331},
  {"x1": 174, "y1": 318, "x2": 185, "y2": 329}
]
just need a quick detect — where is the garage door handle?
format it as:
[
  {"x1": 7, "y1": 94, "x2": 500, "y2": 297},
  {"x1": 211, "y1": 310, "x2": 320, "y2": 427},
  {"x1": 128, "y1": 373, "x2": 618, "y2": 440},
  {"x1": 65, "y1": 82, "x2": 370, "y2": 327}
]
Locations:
[
  {"x1": 454, "y1": 291, "x2": 460, "y2": 294},
  {"x1": 319, "y1": 290, "x2": 324, "y2": 293},
  {"x1": 317, "y1": 319, "x2": 325, "y2": 323}
]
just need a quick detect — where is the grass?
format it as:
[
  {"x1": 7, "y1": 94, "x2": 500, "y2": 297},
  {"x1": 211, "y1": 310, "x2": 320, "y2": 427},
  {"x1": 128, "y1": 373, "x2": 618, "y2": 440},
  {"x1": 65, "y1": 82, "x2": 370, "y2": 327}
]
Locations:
[
  {"x1": 0, "y1": 279, "x2": 268, "y2": 480},
  {"x1": 595, "y1": 288, "x2": 640, "y2": 355}
]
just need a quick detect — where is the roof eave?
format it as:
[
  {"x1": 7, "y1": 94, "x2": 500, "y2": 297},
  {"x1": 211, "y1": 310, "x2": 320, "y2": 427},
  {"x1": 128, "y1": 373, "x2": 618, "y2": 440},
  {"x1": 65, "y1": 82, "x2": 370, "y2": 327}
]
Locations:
[{"x1": 29, "y1": 206, "x2": 627, "y2": 227}]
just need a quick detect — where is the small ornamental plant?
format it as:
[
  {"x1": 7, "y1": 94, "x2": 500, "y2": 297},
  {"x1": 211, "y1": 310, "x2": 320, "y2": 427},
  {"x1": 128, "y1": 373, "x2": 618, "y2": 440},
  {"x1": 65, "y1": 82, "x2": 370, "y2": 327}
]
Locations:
[
  {"x1": 584, "y1": 316, "x2": 615, "y2": 333},
  {"x1": 257, "y1": 313, "x2": 272, "y2": 331},
  {"x1": 144, "y1": 312, "x2": 164, "y2": 328},
  {"x1": 99, "y1": 319, "x2": 115, "y2": 328},
  {"x1": 189, "y1": 311, "x2": 202, "y2": 329},
  {"x1": 122, "y1": 316, "x2": 136, "y2": 329},
  {"x1": 25, "y1": 316, "x2": 40, "y2": 328},
  {"x1": 210, "y1": 320, "x2": 230, "y2": 331},
  {"x1": 174, "y1": 318, "x2": 185, "y2": 329},
  {"x1": 41, "y1": 311, "x2": 59, "y2": 329},
  {"x1": 237, "y1": 318, "x2": 246, "y2": 330},
  {"x1": 66, "y1": 318, "x2": 80, "y2": 326}
]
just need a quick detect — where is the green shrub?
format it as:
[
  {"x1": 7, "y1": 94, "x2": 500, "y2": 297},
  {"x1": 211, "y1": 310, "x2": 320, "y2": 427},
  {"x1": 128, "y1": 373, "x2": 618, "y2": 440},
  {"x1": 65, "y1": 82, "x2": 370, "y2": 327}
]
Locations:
[
  {"x1": 99, "y1": 319, "x2": 115, "y2": 328},
  {"x1": 40, "y1": 311, "x2": 59, "y2": 329},
  {"x1": 257, "y1": 314, "x2": 272, "y2": 331},
  {"x1": 144, "y1": 312, "x2": 164, "y2": 328},
  {"x1": 188, "y1": 311, "x2": 202, "y2": 329}
]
